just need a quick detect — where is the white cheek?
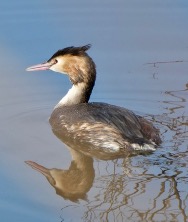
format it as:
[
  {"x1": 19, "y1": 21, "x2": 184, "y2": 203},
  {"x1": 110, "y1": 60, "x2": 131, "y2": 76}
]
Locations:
[
  {"x1": 50, "y1": 60, "x2": 66, "y2": 74},
  {"x1": 50, "y1": 65, "x2": 60, "y2": 73}
]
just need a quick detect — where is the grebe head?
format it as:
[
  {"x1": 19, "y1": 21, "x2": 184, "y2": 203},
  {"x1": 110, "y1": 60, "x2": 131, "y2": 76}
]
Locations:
[{"x1": 26, "y1": 45, "x2": 96, "y2": 106}]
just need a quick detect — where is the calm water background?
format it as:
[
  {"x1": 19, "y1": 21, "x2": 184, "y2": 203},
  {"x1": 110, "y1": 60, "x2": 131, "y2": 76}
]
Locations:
[{"x1": 0, "y1": 0, "x2": 188, "y2": 221}]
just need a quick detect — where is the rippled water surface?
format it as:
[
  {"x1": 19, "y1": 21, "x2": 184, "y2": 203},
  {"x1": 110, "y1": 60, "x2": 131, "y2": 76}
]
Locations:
[{"x1": 0, "y1": 1, "x2": 188, "y2": 221}]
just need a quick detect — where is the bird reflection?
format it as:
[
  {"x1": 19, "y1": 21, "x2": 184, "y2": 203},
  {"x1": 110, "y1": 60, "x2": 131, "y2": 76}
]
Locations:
[{"x1": 26, "y1": 148, "x2": 94, "y2": 202}]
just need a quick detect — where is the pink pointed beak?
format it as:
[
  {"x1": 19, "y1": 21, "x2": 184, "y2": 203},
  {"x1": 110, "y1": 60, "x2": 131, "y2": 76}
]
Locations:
[
  {"x1": 26, "y1": 61, "x2": 53, "y2": 72},
  {"x1": 25, "y1": 161, "x2": 50, "y2": 177}
]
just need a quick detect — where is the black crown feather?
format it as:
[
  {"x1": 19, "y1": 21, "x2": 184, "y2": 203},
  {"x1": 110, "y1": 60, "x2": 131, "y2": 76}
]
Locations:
[{"x1": 48, "y1": 44, "x2": 91, "y2": 61}]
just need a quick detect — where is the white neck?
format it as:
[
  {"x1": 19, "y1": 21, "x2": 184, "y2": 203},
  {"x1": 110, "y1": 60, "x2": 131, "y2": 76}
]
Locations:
[{"x1": 54, "y1": 83, "x2": 86, "y2": 109}]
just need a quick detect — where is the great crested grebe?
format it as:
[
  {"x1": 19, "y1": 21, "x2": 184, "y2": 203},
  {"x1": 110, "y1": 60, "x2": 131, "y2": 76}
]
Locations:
[{"x1": 26, "y1": 44, "x2": 161, "y2": 153}]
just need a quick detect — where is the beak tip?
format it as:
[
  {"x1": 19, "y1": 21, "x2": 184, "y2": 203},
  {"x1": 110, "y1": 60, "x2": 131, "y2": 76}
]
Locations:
[
  {"x1": 25, "y1": 160, "x2": 32, "y2": 165},
  {"x1": 25, "y1": 62, "x2": 52, "y2": 72}
]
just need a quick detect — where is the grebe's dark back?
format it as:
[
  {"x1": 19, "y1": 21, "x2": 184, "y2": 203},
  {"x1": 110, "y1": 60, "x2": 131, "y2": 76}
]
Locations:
[{"x1": 26, "y1": 45, "x2": 161, "y2": 153}]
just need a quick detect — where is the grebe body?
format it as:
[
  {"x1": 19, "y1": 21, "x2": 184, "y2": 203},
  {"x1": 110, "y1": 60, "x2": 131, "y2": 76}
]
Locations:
[{"x1": 26, "y1": 45, "x2": 161, "y2": 153}]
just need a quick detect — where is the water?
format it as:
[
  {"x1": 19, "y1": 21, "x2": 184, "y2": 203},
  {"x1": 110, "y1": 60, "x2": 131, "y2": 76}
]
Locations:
[{"x1": 0, "y1": 0, "x2": 188, "y2": 221}]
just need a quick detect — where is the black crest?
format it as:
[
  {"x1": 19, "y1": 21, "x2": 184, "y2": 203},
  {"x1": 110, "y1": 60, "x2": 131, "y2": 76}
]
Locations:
[{"x1": 48, "y1": 44, "x2": 91, "y2": 61}]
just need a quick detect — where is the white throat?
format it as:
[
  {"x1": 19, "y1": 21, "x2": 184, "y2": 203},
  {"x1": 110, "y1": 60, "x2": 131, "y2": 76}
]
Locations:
[{"x1": 54, "y1": 83, "x2": 86, "y2": 109}]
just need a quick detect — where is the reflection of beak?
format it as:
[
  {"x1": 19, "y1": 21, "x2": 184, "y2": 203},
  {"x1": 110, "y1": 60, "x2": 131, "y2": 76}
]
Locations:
[
  {"x1": 25, "y1": 161, "x2": 50, "y2": 177},
  {"x1": 26, "y1": 61, "x2": 53, "y2": 71}
]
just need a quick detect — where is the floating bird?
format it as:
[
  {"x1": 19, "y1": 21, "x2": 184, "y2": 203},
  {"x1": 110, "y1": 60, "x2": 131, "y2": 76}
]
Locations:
[{"x1": 26, "y1": 45, "x2": 161, "y2": 154}]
